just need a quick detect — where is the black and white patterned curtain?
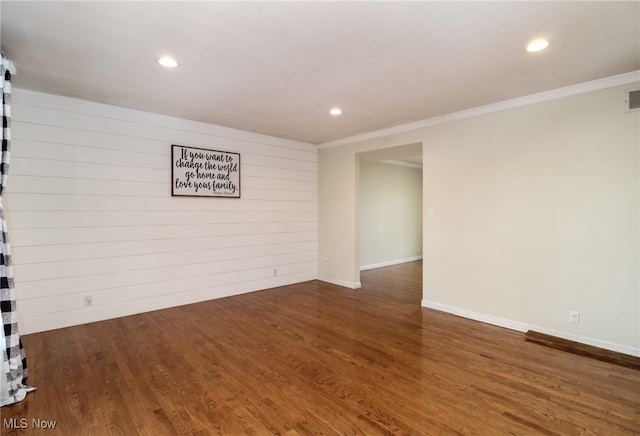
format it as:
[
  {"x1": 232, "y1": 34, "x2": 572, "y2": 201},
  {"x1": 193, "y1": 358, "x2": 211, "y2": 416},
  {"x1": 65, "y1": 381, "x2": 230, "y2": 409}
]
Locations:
[{"x1": 1, "y1": 54, "x2": 35, "y2": 407}]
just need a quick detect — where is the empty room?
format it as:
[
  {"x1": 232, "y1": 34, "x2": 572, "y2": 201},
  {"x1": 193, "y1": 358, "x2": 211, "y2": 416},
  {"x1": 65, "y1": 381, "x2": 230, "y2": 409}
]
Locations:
[{"x1": 1, "y1": 1, "x2": 639, "y2": 434}]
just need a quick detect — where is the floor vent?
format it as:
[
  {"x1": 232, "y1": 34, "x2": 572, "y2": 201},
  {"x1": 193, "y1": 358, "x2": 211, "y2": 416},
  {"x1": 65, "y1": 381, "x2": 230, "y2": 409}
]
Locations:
[{"x1": 524, "y1": 330, "x2": 640, "y2": 370}]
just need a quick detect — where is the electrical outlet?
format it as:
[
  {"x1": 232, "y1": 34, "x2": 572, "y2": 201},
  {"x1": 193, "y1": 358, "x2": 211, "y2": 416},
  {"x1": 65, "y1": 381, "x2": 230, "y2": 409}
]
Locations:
[
  {"x1": 273, "y1": 268, "x2": 277, "y2": 276},
  {"x1": 323, "y1": 258, "x2": 329, "y2": 266},
  {"x1": 84, "y1": 295, "x2": 94, "y2": 307},
  {"x1": 568, "y1": 310, "x2": 580, "y2": 324}
]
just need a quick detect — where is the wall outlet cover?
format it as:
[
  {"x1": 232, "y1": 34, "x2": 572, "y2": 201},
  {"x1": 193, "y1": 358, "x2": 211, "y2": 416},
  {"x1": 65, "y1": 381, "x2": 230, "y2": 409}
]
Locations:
[{"x1": 569, "y1": 310, "x2": 580, "y2": 324}]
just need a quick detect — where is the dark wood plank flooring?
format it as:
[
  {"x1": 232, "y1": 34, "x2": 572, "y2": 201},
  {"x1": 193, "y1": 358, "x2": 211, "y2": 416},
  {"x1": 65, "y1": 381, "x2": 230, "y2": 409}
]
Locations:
[{"x1": 2, "y1": 261, "x2": 639, "y2": 435}]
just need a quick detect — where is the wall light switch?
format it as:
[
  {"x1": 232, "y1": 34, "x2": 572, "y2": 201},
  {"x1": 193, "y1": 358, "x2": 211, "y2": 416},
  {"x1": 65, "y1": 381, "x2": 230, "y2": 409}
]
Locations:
[{"x1": 427, "y1": 207, "x2": 435, "y2": 219}]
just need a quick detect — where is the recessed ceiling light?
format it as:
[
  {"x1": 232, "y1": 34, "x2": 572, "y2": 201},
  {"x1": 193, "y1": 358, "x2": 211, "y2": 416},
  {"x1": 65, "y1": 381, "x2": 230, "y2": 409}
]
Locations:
[
  {"x1": 158, "y1": 56, "x2": 179, "y2": 68},
  {"x1": 329, "y1": 108, "x2": 342, "y2": 116},
  {"x1": 526, "y1": 38, "x2": 549, "y2": 53}
]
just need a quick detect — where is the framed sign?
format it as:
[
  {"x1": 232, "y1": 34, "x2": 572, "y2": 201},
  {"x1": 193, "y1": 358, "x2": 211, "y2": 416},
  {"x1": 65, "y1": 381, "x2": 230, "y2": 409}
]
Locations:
[{"x1": 171, "y1": 144, "x2": 241, "y2": 198}]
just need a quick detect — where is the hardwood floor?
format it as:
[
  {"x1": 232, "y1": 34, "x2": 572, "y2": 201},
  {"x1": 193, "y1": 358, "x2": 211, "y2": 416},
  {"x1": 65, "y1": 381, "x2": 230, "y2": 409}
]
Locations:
[{"x1": 3, "y1": 261, "x2": 639, "y2": 435}]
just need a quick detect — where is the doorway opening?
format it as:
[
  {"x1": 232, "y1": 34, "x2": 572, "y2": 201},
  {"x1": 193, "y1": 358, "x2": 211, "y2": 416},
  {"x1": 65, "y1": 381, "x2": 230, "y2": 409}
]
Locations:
[{"x1": 356, "y1": 143, "x2": 423, "y2": 297}]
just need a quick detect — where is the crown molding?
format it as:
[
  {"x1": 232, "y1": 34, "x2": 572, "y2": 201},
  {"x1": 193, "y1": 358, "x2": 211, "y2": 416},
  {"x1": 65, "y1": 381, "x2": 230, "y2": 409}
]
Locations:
[
  {"x1": 381, "y1": 159, "x2": 423, "y2": 169},
  {"x1": 319, "y1": 70, "x2": 640, "y2": 149}
]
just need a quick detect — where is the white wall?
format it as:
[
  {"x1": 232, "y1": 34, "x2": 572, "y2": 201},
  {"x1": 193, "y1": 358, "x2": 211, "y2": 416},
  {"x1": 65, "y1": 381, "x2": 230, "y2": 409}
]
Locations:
[
  {"x1": 7, "y1": 89, "x2": 318, "y2": 334},
  {"x1": 318, "y1": 146, "x2": 359, "y2": 288},
  {"x1": 319, "y1": 80, "x2": 639, "y2": 356},
  {"x1": 359, "y1": 161, "x2": 422, "y2": 269}
]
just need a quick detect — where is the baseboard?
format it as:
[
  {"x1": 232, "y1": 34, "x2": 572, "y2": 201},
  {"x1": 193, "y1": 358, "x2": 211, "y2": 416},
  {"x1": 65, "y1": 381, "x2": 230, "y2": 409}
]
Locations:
[
  {"x1": 421, "y1": 299, "x2": 531, "y2": 332},
  {"x1": 317, "y1": 275, "x2": 361, "y2": 289},
  {"x1": 421, "y1": 299, "x2": 640, "y2": 358},
  {"x1": 360, "y1": 256, "x2": 423, "y2": 271}
]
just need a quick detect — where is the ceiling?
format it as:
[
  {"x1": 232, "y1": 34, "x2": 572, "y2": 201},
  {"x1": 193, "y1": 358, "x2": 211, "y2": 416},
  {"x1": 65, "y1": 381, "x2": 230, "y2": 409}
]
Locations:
[{"x1": 1, "y1": 1, "x2": 639, "y2": 146}]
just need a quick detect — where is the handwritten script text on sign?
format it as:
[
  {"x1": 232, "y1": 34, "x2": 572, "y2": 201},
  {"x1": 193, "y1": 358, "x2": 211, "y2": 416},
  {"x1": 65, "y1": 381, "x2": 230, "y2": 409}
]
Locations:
[{"x1": 172, "y1": 146, "x2": 240, "y2": 197}]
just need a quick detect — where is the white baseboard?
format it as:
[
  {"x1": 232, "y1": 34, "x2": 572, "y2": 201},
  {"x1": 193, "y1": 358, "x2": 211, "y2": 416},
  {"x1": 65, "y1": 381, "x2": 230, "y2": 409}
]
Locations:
[
  {"x1": 317, "y1": 275, "x2": 361, "y2": 289},
  {"x1": 421, "y1": 299, "x2": 640, "y2": 358},
  {"x1": 360, "y1": 256, "x2": 423, "y2": 271}
]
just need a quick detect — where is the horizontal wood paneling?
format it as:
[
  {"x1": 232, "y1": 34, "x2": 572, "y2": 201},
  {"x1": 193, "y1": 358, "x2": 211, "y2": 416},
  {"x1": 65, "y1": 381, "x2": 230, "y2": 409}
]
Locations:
[
  {"x1": 9, "y1": 210, "x2": 318, "y2": 229},
  {"x1": 10, "y1": 156, "x2": 166, "y2": 182},
  {"x1": 10, "y1": 221, "x2": 317, "y2": 246},
  {"x1": 13, "y1": 138, "x2": 318, "y2": 173},
  {"x1": 16, "y1": 258, "x2": 317, "y2": 302},
  {"x1": 13, "y1": 232, "x2": 316, "y2": 264},
  {"x1": 5, "y1": 194, "x2": 317, "y2": 211},
  {"x1": 14, "y1": 244, "x2": 317, "y2": 282},
  {"x1": 7, "y1": 185, "x2": 315, "y2": 203},
  {"x1": 12, "y1": 108, "x2": 316, "y2": 161},
  {"x1": 7, "y1": 88, "x2": 318, "y2": 333},
  {"x1": 18, "y1": 255, "x2": 317, "y2": 312}
]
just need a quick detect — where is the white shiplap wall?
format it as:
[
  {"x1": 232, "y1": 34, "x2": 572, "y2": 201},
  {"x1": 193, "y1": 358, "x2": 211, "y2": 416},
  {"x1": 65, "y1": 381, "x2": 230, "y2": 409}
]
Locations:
[{"x1": 6, "y1": 89, "x2": 318, "y2": 334}]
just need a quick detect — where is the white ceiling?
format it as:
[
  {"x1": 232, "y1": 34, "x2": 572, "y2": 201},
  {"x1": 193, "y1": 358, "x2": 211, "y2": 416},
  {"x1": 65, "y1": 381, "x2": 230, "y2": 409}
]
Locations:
[{"x1": 1, "y1": 1, "x2": 639, "y2": 146}]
